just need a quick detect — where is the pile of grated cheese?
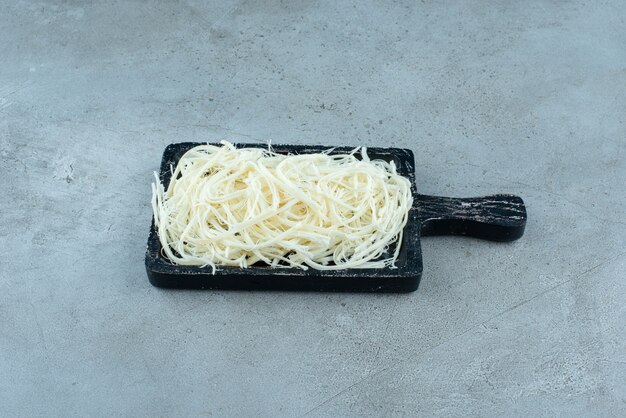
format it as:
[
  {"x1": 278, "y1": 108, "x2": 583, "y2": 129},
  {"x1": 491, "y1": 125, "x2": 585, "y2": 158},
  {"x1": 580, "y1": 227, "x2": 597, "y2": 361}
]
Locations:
[{"x1": 151, "y1": 141, "x2": 413, "y2": 272}]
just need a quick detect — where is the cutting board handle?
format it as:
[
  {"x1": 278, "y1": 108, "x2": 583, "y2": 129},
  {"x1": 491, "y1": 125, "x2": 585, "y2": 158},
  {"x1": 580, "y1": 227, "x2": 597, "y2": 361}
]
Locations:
[{"x1": 416, "y1": 194, "x2": 527, "y2": 241}]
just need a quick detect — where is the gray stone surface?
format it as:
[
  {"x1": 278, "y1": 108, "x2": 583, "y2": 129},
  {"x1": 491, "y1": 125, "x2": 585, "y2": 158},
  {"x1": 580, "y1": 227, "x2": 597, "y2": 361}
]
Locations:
[{"x1": 1, "y1": 0, "x2": 625, "y2": 416}]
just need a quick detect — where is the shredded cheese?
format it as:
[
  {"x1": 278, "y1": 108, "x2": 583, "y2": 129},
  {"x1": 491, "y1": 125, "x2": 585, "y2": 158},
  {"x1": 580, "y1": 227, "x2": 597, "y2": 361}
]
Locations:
[{"x1": 151, "y1": 141, "x2": 413, "y2": 272}]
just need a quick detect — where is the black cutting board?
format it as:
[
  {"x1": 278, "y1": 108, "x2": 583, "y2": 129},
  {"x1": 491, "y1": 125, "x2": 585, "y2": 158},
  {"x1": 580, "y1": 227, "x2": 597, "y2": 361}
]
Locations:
[{"x1": 145, "y1": 143, "x2": 526, "y2": 292}]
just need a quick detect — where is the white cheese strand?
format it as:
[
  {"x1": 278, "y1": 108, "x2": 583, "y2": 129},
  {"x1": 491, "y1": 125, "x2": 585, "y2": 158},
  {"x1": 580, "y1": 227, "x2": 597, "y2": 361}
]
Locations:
[{"x1": 151, "y1": 141, "x2": 413, "y2": 272}]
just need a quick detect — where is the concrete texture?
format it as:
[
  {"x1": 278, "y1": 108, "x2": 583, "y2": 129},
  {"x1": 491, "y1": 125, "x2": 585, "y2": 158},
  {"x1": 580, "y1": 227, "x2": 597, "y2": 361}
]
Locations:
[{"x1": 1, "y1": 0, "x2": 625, "y2": 416}]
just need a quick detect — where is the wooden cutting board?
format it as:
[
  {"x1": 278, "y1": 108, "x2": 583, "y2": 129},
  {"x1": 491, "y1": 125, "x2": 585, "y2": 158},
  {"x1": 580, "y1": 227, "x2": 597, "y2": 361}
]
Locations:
[{"x1": 146, "y1": 143, "x2": 526, "y2": 292}]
